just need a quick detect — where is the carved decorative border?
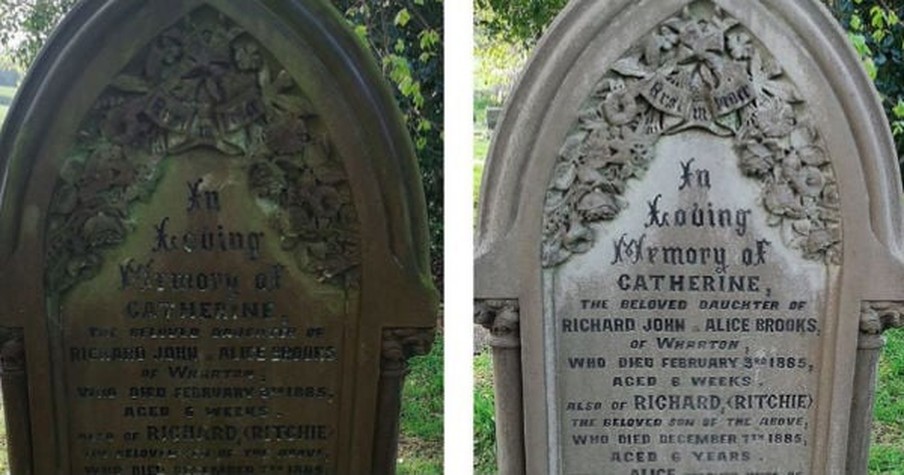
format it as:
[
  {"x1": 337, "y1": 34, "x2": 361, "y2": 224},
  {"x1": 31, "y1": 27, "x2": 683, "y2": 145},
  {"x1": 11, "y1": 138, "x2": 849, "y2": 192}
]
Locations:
[
  {"x1": 860, "y1": 301, "x2": 904, "y2": 335},
  {"x1": 0, "y1": 328, "x2": 25, "y2": 374},
  {"x1": 475, "y1": 299, "x2": 521, "y2": 348},
  {"x1": 542, "y1": 4, "x2": 841, "y2": 267},
  {"x1": 45, "y1": 8, "x2": 360, "y2": 294},
  {"x1": 381, "y1": 328, "x2": 435, "y2": 374}
]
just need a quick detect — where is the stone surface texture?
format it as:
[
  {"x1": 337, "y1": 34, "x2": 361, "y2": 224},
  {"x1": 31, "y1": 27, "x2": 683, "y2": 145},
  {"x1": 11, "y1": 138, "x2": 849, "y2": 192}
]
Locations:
[
  {"x1": 476, "y1": 1, "x2": 904, "y2": 474},
  {"x1": 0, "y1": 1, "x2": 437, "y2": 474}
]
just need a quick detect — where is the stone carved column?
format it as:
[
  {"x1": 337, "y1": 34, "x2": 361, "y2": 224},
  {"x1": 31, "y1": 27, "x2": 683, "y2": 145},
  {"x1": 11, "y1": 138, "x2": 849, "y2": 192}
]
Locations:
[
  {"x1": 475, "y1": 299, "x2": 523, "y2": 475},
  {"x1": 373, "y1": 328, "x2": 434, "y2": 475},
  {"x1": 847, "y1": 302, "x2": 904, "y2": 474},
  {"x1": 0, "y1": 328, "x2": 32, "y2": 475}
]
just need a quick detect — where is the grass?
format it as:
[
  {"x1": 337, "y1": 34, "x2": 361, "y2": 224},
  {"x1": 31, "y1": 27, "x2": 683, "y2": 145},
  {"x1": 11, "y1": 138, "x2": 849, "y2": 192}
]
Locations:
[
  {"x1": 398, "y1": 334, "x2": 444, "y2": 474},
  {"x1": 474, "y1": 351, "x2": 496, "y2": 474},
  {"x1": 869, "y1": 329, "x2": 904, "y2": 474}
]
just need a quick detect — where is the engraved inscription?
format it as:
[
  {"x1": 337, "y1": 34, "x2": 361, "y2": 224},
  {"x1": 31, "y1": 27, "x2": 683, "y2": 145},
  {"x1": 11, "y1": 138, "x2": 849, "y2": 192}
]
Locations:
[
  {"x1": 551, "y1": 134, "x2": 828, "y2": 474},
  {"x1": 48, "y1": 8, "x2": 359, "y2": 474},
  {"x1": 64, "y1": 166, "x2": 345, "y2": 474},
  {"x1": 544, "y1": 5, "x2": 839, "y2": 473}
]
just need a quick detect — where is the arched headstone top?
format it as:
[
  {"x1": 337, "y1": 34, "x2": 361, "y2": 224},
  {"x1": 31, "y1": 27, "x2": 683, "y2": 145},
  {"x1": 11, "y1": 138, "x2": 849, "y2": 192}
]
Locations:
[
  {"x1": 477, "y1": 0, "x2": 904, "y2": 297},
  {"x1": 0, "y1": 2, "x2": 436, "y2": 474},
  {"x1": 1, "y1": 0, "x2": 432, "y2": 284}
]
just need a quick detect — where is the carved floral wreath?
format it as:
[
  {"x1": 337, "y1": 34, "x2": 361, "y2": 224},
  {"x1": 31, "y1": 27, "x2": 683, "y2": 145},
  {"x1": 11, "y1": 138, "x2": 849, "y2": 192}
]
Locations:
[
  {"x1": 45, "y1": 11, "x2": 360, "y2": 293},
  {"x1": 542, "y1": 5, "x2": 841, "y2": 268}
]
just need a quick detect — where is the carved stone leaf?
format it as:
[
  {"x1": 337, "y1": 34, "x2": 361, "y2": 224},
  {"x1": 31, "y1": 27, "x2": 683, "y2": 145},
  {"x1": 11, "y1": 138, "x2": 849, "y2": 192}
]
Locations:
[
  {"x1": 560, "y1": 133, "x2": 586, "y2": 161},
  {"x1": 110, "y1": 74, "x2": 150, "y2": 93},
  {"x1": 551, "y1": 162, "x2": 577, "y2": 190},
  {"x1": 542, "y1": 2, "x2": 841, "y2": 267},
  {"x1": 611, "y1": 56, "x2": 650, "y2": 78},
  {"x1": 46, "y1": 9, "x2": 361, "y2": 294}
]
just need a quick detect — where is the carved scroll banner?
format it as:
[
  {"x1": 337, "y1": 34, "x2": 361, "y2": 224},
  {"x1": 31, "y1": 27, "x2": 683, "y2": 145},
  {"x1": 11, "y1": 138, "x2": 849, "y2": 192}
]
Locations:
[
  {"x1": 0, "y1": 2, "x2": 436, "y2": 474},
  {"x1": 475, "y1": 1, "x2": 904, "y2": 474}
]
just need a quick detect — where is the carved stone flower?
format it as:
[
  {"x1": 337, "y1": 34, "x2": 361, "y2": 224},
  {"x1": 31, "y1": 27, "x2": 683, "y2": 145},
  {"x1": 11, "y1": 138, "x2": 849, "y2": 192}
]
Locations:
[
  {"x1": 822, "y1": 183, "x2": 840, "y2": 208},
  {"x1": 629, "y1": 140, "x2": 655, "y2": 170},
  {"x1": 542, "y1": 242, "x2": 570, "y2": 267},
  {"x1": 679, "y1": 19, "x2": 724, "y2": 58},
  {"x1": 543, "y1": 207, "x2": 569, "y2": 238},
  {"x1": 580, "y1": 127, "x2": 613, "y2": 165},
  {"x1": 283, "y1": 205, "x2": 315, "y2": 239},
  {"x1": 603, "y1": 90, "x2": 639, "y2": 125},
  {"x1": 545, "y1": 189, "x2": 566, "y2": 210},
  {"x1": 758, "y1": 98, "x2": 795, "y2": 137},
  {"x1": 234, "y1": 41, "x2": 263, "y2": 71},
  {"x1": 82, "y1": 212, "x2": 126, "y2": 247},
  {"x1": 311, "y1": 186, "x2": 343, "y2": 218},
  {"x1": 739, "y1": 141, "x2": 775, "y2": 177},
  {"x1": 805, "y1": 227, "x2": 840, "y2": 256},
  {"x1": 158, "y1": 35, "x2": 183, "y2": 65},
  {"x1": 606, "y1": 126, "x2": 641, "y2": 166},
  {"x1": 249, "y1": 162, "x2": 286, "y2": 199},
  {"x1": 763, "y1": 182, "x2": 804, "y2": 218},
  {"x1": 644, "y1": 26, "x2": 680, "y2": 66},
  {"x1": 559, "y1": 133, "x2": 585, "y2": 162},
  {"x1": 727, "y1": 32, "x2": 753, "y2": 60},
  {"x1": 656, "y1": 26, "x2": 679, "y2": 51},
  {"x1": 102, "y1": 100, "x2": 151, "y2": 146},
  {"x1": 577, "y1": 164, "x2": 605, "y2": 186},
  {"x1": 563, "y1": 219, "x2": 593, "y2": 253},
  {"x1": 52, "y1": 185, "x2": 79, "y2": 215},
  {"x1": 789, "y1": 127, "x2": 827, "y2": 166},
  {"x1": 265, "y1": 117, "x2": 310, "y2": 155},
  {"x1": 790, "y1": 166, "x2": 825, "y2": 197},
  {"x1": 577, "y1": 190, "x2": 620, "y2": 221}
]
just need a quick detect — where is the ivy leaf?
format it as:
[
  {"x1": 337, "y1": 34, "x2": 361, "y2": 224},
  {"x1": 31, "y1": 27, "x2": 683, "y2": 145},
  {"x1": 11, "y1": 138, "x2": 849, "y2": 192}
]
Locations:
[
  {"x1": 395, "y1": 8, "x2": 411, "y2": 27},
  {"x1": 893, "y1": 100, "x2": 904, "y2": 119}
]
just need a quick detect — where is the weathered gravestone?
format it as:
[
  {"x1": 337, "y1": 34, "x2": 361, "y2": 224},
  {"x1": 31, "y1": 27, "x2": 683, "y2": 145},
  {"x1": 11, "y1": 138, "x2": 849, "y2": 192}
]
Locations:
[
  {"x1": 476, "y1": 1, "x2": 904, "y2": 474},
  {"x1": 0, "y1": 1, "x2": 437, "y2": 474}
]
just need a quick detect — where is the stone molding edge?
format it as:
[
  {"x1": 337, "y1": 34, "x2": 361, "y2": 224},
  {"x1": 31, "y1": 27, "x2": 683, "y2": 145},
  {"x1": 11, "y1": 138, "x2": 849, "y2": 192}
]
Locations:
[
  {"x1": 860, "y1": 301, "x2": 904, "y2": 335},
  {"x1": 0, "y1": 327, "x2": 25, "y2": 373},
  {"x1": 541, "y1": 2, "x2": 841, "y2": 268},
  {"x1": 475, "y1": 299, "x2": 521, "y2": 349},
  {"x1": 380, "y1": 327, "x2": 436, "y2": 374},
  {"x1": 0, "y1": 327, "x2": 32, "y2": 475}
]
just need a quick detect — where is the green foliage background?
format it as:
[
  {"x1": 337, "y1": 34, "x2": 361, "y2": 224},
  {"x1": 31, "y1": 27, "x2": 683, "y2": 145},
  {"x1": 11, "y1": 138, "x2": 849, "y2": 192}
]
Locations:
[{"x1": 333, "y1": 0, "x2": 444, "y2": 286}]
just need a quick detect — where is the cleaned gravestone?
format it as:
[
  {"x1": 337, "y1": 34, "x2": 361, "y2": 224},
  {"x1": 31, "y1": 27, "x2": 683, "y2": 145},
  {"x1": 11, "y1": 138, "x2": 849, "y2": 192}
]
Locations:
[
  {"x1": 0, "y1": 1, "x2": 437, "y2": 474},
  {"x1": 475, "y1": 1, "x2": 904, "y2": 474}
]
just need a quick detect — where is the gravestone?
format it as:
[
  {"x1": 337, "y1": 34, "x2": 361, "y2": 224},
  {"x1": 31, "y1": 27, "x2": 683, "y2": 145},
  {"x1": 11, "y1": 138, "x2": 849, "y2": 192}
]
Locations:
[
  {"x1": 475, "y1": 1, "x2": 904, "y2": 474},
  {"x1": 0, "y1": 1, "x2": 437, "y2": 474}
]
